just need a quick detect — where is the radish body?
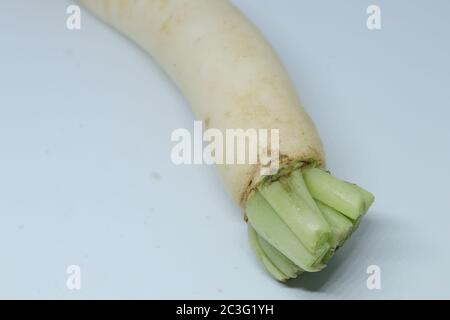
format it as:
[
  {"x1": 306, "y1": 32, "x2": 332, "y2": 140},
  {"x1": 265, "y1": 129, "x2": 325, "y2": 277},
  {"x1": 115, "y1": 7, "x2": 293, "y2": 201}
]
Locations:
[{"x1": 80, "y1": 0, "x2": 324, "y2": 207}]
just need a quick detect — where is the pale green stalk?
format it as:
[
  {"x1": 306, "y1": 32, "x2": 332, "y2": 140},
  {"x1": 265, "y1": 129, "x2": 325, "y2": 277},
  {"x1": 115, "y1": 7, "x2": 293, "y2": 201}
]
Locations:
[
  {"x1": 257, "y1": 230, "x2": 302, "y2": 279},
  {"x1": 303, "y1": 168, "x2": 367, "y2": 220},
  {"x1": 246, "y1": 192, "x2": 327, "y2": 272},
  {"x1": 248, "y1": 225, "x2": 288, "y2": 281},
  {"x1": 258, "y1": 181, "x2": 331, "y2": 253},
  {"x1": 316, "y1": 200, "x2": 354, "y2": 248}
]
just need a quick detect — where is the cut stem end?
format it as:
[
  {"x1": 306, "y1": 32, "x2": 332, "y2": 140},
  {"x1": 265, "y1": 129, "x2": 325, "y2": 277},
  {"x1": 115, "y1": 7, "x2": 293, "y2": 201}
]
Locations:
[{"x1": 246, "y1": 166, "x2": 374, "y2": 281}]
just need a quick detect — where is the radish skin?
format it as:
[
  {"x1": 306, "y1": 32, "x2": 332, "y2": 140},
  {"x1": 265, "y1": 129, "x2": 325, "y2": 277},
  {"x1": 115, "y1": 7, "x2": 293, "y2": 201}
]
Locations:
[{"x1": 79, "y1": 0, "x2": 325, "y2": 207}]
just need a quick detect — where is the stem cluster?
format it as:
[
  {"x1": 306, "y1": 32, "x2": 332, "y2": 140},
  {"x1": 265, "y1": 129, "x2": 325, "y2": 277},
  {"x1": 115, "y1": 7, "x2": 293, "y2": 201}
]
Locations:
[{"x1": 246, "y1": 167, "x2": 374, "y2": 281}]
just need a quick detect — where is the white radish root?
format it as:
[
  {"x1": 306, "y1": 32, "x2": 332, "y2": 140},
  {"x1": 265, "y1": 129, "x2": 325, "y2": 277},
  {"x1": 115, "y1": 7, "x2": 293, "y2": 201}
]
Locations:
[{"x1": 80, "y1": 0, "x2": 325, "y2": 207}]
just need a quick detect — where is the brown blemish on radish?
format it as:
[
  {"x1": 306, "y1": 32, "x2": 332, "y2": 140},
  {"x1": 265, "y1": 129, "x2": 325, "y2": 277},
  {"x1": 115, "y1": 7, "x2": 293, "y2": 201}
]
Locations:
[
  {"x1": 158, "y1": 0, "x2": 168, "y2": 10},
  {"x1": 239, "y1": 165, "x2": 260, "y2": 207},
  {"x1": 160, "y1": 20, "x2": 171, "y2": 34},
  {"x1": 204, "y1": 116, "x2": 210, "y2": 129},
  {"x1": 238, "y1": 155, "x2": 324, "y2": 209},
  {"x1": 159, "y1": 6, "x2": 186, "y2": 35}
]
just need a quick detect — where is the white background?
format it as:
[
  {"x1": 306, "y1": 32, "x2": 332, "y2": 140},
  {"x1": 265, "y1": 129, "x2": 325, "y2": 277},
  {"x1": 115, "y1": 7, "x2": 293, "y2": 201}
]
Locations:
[{"x1": 0, "y1": 0, "x2": 449, "y2": 299}]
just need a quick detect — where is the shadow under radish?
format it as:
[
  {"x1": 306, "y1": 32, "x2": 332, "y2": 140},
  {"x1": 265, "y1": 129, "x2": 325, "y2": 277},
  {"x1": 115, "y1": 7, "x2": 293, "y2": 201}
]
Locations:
[{"x1": 285, "y1": 214, "x2": 379, "y2": 292}]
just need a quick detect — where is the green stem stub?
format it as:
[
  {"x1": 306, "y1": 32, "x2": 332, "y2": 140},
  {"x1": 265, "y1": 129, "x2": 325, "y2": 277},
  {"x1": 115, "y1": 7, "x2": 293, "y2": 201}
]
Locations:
[
  {"x1": 246, "y1": 166, "x2": 374, "y2": 281},
  {"x1": 246, "y1": 192, "x2": 326, "y2": 272},
  {"x1": 258, "y1": 181, "x2": 330, "y2": 254}
]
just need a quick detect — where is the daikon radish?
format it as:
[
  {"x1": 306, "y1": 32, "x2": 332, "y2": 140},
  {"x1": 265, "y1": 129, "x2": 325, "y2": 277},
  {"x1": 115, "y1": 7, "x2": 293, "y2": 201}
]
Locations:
[{"x1": 80, "y1": 0, "x2": 374, "y2": 281}]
